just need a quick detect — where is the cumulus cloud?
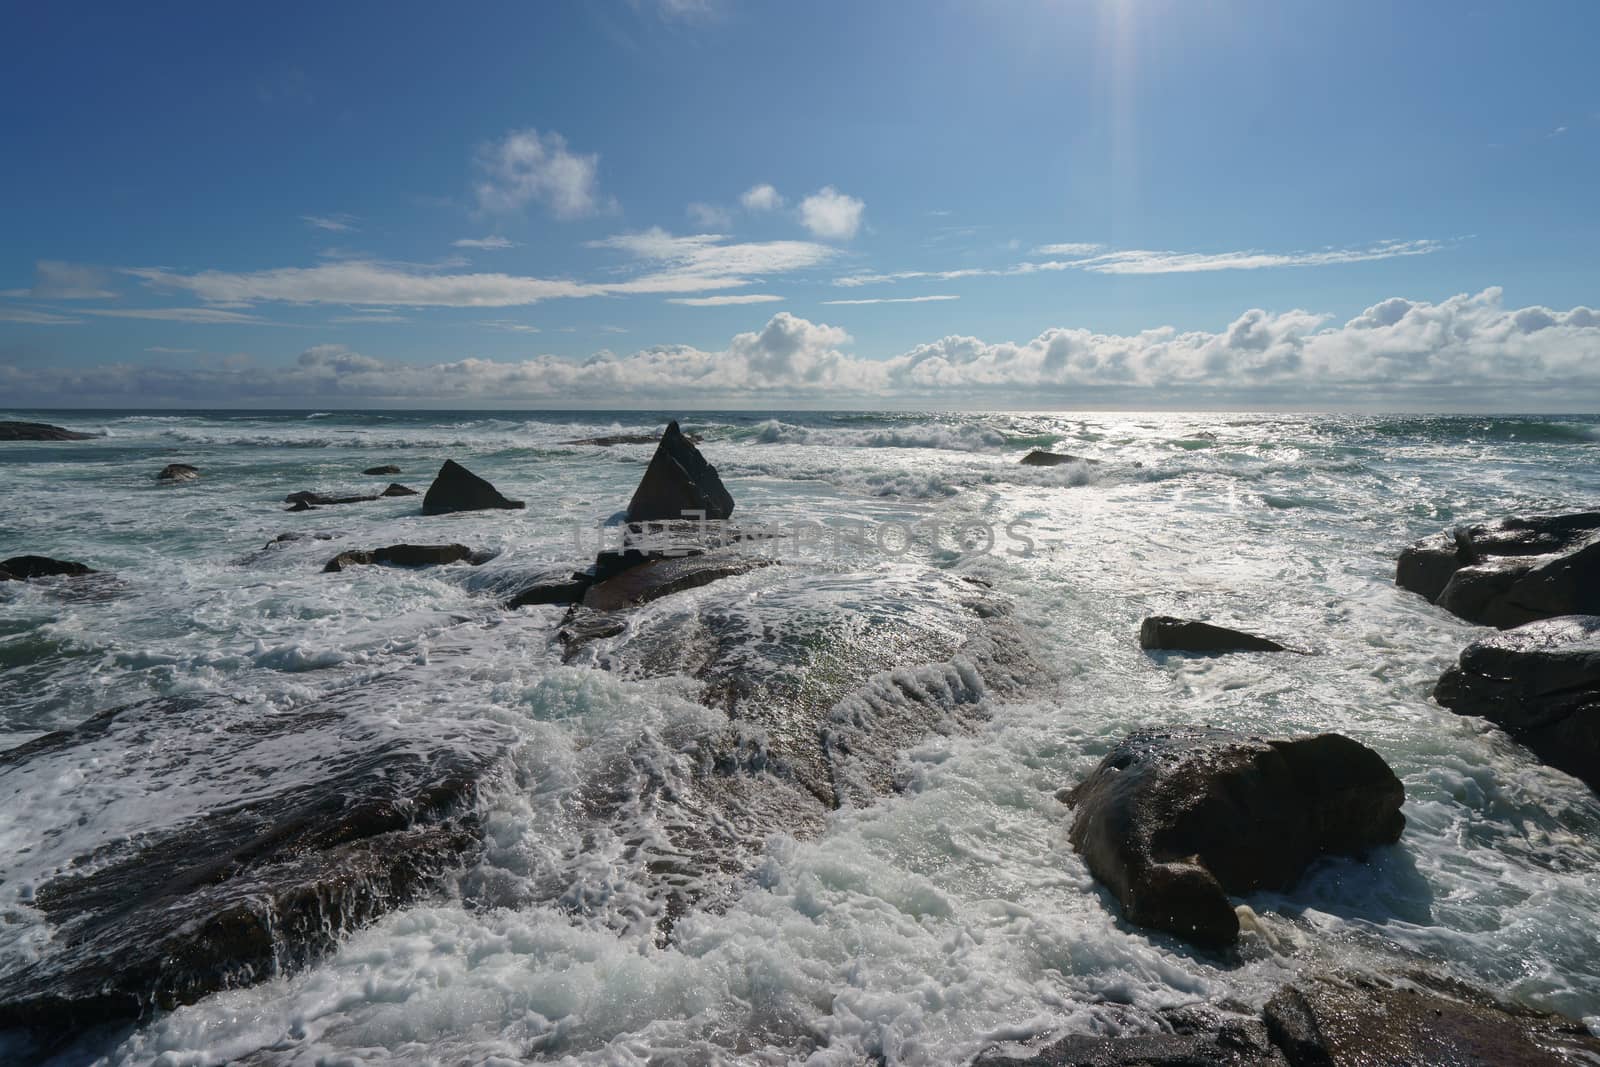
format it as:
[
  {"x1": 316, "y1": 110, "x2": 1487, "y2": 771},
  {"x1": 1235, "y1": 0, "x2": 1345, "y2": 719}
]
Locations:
[
  {"x1": 2, "y1": 260, "x2": 118, "y2": 300},
  {"x1": 474, "y1": 128, "x2": 610, "y2": 219},
  {"x1": 799, "y1": 186, "x2": 865, "y2": 240},
  {"x1": 740, "y1": 183, "x2": 784, "y2": 212},
  {"x1": 6, "y1": 290, "x2": 1595, "y2": 408},
  {"x1": 667, "y1": 294, "x2": 784, "y2": 306},
  {"x1": 452, "y1": 236, "x2": 517, "y2": 249}
]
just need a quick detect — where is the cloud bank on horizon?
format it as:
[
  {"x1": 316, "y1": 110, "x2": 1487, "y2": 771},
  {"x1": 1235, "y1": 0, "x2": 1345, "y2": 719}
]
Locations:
[{"x1": 3, "y1": 3, "x2": 1596, "y2": 409}]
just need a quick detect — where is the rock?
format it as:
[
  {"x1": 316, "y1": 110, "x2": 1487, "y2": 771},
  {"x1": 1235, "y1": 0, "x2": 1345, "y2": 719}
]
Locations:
[
  {"x1": 1021, "y1": 449, "x2": 1098, "y2": 466},
  {"x1": 1263, "y1": 971, "x2": 1600, "y2": 1066},
  {"x1": 323, "y1": 543, "x2": 481, "y2": 573},
  {"x1": 1396, "y1": 513, "x2": 1600, "y2": 627},
  {"x1": 0, "y1": 421, "x2": 97, "y2": 441},
  {"x1": 0, "y1": 567, "x2": 14, "y2": 582},
  {"x1": 362, "y1": 464, "x2": 402, "y2": 475},
  {"x1": 0, "y1": 691, "x2": 512, "y2": 1032},
  {"x1": 975, "y1": 1010, "x2": 1286, "y2": 1066},
  {"x1": 284, "y1": 490, "x2": 376, "y2": 509},
  {"x1": 1433, "y1": 615, "x2": 1600, "y2": 790},
  {"x1": 380, "y1": 482, "x2": 418, "y2": 497},
  {"x1": 1063, "y1": 729, "x2": 1405, "y2": 948},
  {"x1": 0, "y1": 556, "x2": 95, "y2": 580},
  {"x1": 625, "y1": 420, "x2": 734, "y2": 522},
  {"x1": 1139, "y1": 616, "x2": 1289, "y2": 654},
  {"x1": 505, "y1": 573, "x2": 594, "y2": 609},
  {"x1": 156, "y1": 463, "x2": 200, "y2": 482},
  {"x1": 421, "y1": 459, "x2": 525, "y2": 515},
  {"x1": 581, "y1": 553, "x2": 773, "y2": 613}
]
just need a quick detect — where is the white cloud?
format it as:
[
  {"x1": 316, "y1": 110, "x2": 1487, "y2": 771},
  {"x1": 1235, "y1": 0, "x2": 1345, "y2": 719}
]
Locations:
[
  {"x1": 474, "y1": 128, "x2": 609, "y2": 219},
  {"x1": 0, "y1": 307, "x2": 80, "y2": 325},
  {"x1": 302, "y1": 214, "x2": 357, "y2": 232},
  {"x1": 740, "y1": 184, "x2": 784, "y2": 212},
  {"x1": 687, "y1": 202, "x2": 734, "y2": 228},
  {"x1": 821, "y1": 295, "x2": 960, "y2": 305},
  {"x1": 588, "y1": 228, "x2": 837, "y2": 292},
  {"x1": 667, "y1": 294, "x2": 784, "y2": 306},
  {"x1": 799, "y1": 186, "x2": 865, "y2": 240},
  {"x1": 83, "y1": 306, "x2": 267, "y2": 324},
  {"x1": 11, "y1": 290, "x2": 1596, "y2": 408},
  {"x1": 2, "y1": 260, "x2": 117, "y2": 300},
  {"x1": 1034, "y1": 242, "x2": 1102, "y2": 256},
  {"x1": 127, "y1": 261, "x2": 603, "y2": 307},
  {"x1": 452, "y1": 236, "x2": 517, "y2": 249},
  {"x1": 478, "y1": 319, "x2": 541, "y2": 332}
]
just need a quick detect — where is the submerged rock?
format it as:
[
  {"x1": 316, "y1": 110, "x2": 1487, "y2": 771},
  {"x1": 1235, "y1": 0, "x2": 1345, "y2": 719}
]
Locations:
[
  {"x1": 362, "y1": 464, "x2": 402, "y2": 475},
  {"x1": 284, "y1": 489, "x2": 375, "y2": 509},
  {"x1": 625, "y1": 421, "x2": 734, "y2": 522},
  {"x1": 156, "y1": 463, "x2": 200, "y2": 482},
  {"x1": 1434, "y1": 615, "x2": 1600, "y2": 790},
  {"x1": 975, "y1": 1009, "x2": 1286, "y2": 1066},
  {"x1": 1062, "y1": 729, "x2": 1405, "y2": 948},
  {"x1": 1396, "y1": 513, "x2": 1600, "y2": 627},
  {"x1": 1020, "y1": 449, "x2": 1098, "y2": 467},
  {"x1": 0, "y1": 556, "x2": 96, "y2": 581},
  {"x1": 505, "y1": 572, "x2": 594, "y2": 609},
  {"x1": 380, "y1": 482, "x2": 418, "y2": 497},
  {"x1": 0, "y1": 421, "x2": 96, "y2": 441},
  {"x1": 322, "y1": 543, "x2": 482, "y2": 573},
  {"x1": 0, "y1": 690, "x2": 512, "y2": 1032},
  {"x1": 1263, "y1": 971, "x2": 1600, "y2": 1066},
  {"x1": 1139, "y1": 616, "x2": 1289, "y2": 654},
  {"x1": 421, "y1": 459, "x2": 525, "y2": 515}
]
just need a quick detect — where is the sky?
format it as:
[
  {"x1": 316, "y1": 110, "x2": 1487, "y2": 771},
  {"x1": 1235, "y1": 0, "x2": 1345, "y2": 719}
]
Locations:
[{"x1": 2, "y1": 0, "x2": 1597, "y2": 410}]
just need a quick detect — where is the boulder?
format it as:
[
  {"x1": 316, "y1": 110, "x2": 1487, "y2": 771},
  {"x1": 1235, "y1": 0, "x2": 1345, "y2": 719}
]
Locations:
[
  {"x1": 421, "y1": 459, "x2": 525, "y2": 515},
  {"x1": 0, "y1": 555, "x2": 95, "y2": 580},
  {"x1": 1020, "y1": 449, "x2": 1098, "y2": 467},
  {"x1": 362, "y1": 464, "x2": 402, "y2": 476},
  {"x1": 1433, "y1": 615, "x2": 1600, "y2": 790},
  {"x1": 322, "y1": 543, "x2": 481, "y2": 573},
  {"x1": 1396, "y1": 513, "x2": 1600, "y2": 627},
  {"x1": 1139, "y1": 616, "x2": 1289, "y2": 654},
  {"x1": 380, "y1": 482, "x2": 418, "y2": 497},
  {"x1": 625, "y1": 421, "x2": 734, "y2": 522},
  {"x1": 505, "y1": 573, "x2": 594, "y2": 609},
  {"x1": 0, "y1": 691, "x2": 512, "y2": 1032},
  {"x1": 1263, "y1": 971, "x2": 1600, "y2": 1066},
  {"x1": 0, "y1": 421, "x2": 97, "y2": 441},
  {"x1": 156, "y1": 463, "x2": 200, "y2": 482},
  {"x1": 1062, "y1": 729, "x2": 1405, "y2": 948},
  {"x1": 284, "y1": 490, "x2": 376, "y2": 509}
]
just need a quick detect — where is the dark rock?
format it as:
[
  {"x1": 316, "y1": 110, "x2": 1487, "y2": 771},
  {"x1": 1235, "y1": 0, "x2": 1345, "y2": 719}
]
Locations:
[
  {"x1": 284, "y1": 490, "x2": 376, "y2": 509},
  {"x1": 1396, "y1": 513, "x2": 1600, "y2": 627},
  {"x1": 323, "y1": 543, "x2": 480, "y2": 573},
  {"x1": 0, "y1": 568, "x2": 15, "y2": 582},
  {"x1": 975, "y1": 1012, "x2": 1286, "y2": 1066},
  {"x1": 0, "y1": 691, "x2": 511, "y2": 1032},
  {"x1": 1433, "y1": 615, "x2": 1600, "y2": 790},
  {"x1": 362, "y1": 464, "x2": 402, "y2": 476},
  {"x1": 581, "y1": 553, "x2": 773, "y2": 613},
  {"x1": 421, "y1": 459, "x2": 525, "y2": 515},
  {"x1": 1063, "y1": 729, "x2": 1405, "y2": 948},
  {"x1": 156, "y1": 463, "x2": 200, "y2": 482},
  {"x1": 625, "y1": 421, "x2": 734, "y2": 523},
  {"x1": 1263, "y1": 971, "x2": 1600, "y2": 1066},
  {"x1": 556, "y1": 608, "x2": 628, "y2": 649},
  {"x1": 0, "y1": 421, "x2": 97, "y2": 441},
  {"x1": 380, "y1": 482, "x2": 418, "y2": 497},
  {"x1": 1139, "y1": 616, "x2": 1289, "y2": 654},
  {"x1": 506, "y1": 573, "x2": 594, "y2": 609},
  {"x1": 1021, "y1": 449, "x2": 1099, "y2": 467},
  {"x1": 0, "y1": 556, "x2": 95, "y2": 580}
]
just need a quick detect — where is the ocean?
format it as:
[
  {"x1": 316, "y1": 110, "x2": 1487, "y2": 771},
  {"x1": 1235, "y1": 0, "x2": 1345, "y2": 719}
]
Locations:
[{"x1": 3, "y1": 408, "x2": 1599, "y2": 1065}]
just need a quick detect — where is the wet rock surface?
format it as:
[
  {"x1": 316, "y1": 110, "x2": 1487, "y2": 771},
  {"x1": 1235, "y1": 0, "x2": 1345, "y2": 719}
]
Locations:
[
  {"x1": 1139, "y1": 616, "x2": 1289, "y2": 654},
  {"x1": 975, "y1": 1009, "x2": 1286, "y2": 1066},
  {"x1": 1063, "y1": 729, "x2": 1405, "y2": 947},
  {"x1": 1397, "y1": 512, "x2": 1600, "y2": 627},
  {"x1": 156, "y1": 463, "x2": 200, "y2": 482},
  {"x1": 322, "y1": 543, "x2": 483, "y2": 573},
  {"x1": 1263, "y1": 971, "x2": 1600, "y2": 1066},
  {"x1": 1434, "y1": 615, "x2": 1600, "y2": 790},
  {"x1": 1020, "y1": 449, "x2": 1098, "y2": 467},
  {"x1": 284, "y1": 489, "x2": 376, "y2": 509},
  {"x1": 362, "y1": 464, "x2": 402, "y2": 475},
  {"x1": 625, "y1": 421, "x2": 734, "y2": 522},
  {"x1": 0, "y1": 421, "x2": 97, "y2": 441},
  {"x1": 0, "y1": 556, "x2": 96, "y2": 581},
  {"x1": 421, "y1": 459, "x2": 525, "y2": 515},
  {"x1": 379, "y1": 482, "x2": 418, "y2": 497},
  {"x1": 0, "y1": 689, "x2": 513, "y2": 1033}
]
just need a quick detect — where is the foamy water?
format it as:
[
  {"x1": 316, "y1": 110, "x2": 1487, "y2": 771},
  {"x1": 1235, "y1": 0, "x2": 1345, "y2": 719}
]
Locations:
[{"x1": 3, "y1": 409, "x2": 1599, "y2": 1065}]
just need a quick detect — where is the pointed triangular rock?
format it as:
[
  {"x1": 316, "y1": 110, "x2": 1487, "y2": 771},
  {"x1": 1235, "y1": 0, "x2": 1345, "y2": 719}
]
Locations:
[
  {"x1": 422, "y1": 460, "x2": 525, "y2": 515},
  {"x1": 625, "y1": 421, "x2": 734, "y2": 522}
]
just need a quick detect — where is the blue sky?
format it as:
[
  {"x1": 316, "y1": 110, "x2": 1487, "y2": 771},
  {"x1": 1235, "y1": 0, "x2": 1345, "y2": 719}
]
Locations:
[{"x1": 2, "y1": 0, "x2": 1597, "y2": 408}]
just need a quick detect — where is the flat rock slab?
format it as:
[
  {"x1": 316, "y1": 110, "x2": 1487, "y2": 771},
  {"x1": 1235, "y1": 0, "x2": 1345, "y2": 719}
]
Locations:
[
  {"x1": 976, "y1": 1015, "x2": 1286, "y2": 1066},
  {"x1": 1264, "y1": 972, "x2": 1600, "y2": 1066},
  {"x1": 1064, "y1": 729, "x2": 1405, "y2": 947},
  {"x1": 0, "y1": 689, "x2": 512, "y2": 1033},
  {"x1": 362, "y1": 464, "x2": 402, "y2": 475},
  {"x1": 1140, "y1": 616, "x2": 1288, "y2": 654},
  {"x1": 580, "y1": 552, "x2": 773, "y2": 612},
  {"x1": 323, "y1": 543, "x2": 484, "y2": 573},
  {"x1": 0, "y1": 421, "x2": 97, "y2": 441},
  {"x1": 1020, "y1": 449, "x2": 1099, "y2": 467},
  {"x1": 1397, "y1": 513, "x2": 1600, "y2": 628},
  {"x1": 1434, "y1": 615, "x2": 1600, "y2": 790},
  {"x1": 0, "y1": 556, "x2": 96, "y2": 581}
]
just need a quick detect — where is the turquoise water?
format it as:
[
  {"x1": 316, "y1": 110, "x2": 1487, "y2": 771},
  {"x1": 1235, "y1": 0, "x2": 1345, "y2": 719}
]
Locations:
[{"x1": 3, "y1": 409, "x2": 1600, "y2": 1064}]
